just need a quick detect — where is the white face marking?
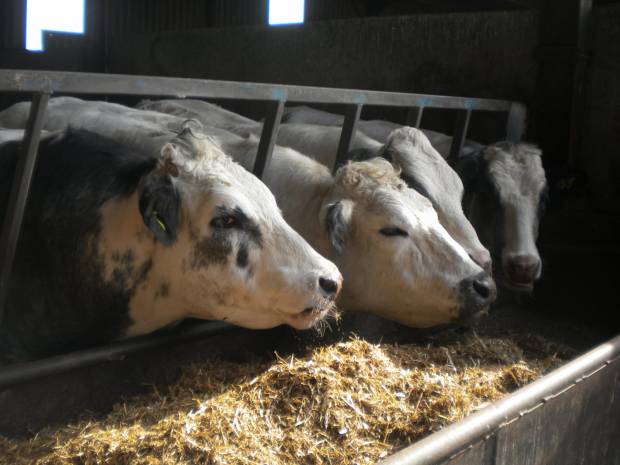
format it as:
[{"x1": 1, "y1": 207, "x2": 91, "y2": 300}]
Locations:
[
  {"x1": 385, "y1": 127, "x2": 491, "y2": 269},
  {"x1": 483, "y1": 143, "x2": 547, "y2": 288},
  {"x1": 325, "y1": 159, "x2": 491, "y2": 328}
]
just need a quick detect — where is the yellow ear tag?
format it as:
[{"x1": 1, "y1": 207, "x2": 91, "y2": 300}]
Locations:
[{"x1": 153, "y1": 212, "x2": 167, "y2": 232}]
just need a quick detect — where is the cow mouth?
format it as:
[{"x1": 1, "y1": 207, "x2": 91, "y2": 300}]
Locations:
[
  {"x1": 286, "y1": 299, "x2": 338, "y2": 330},
  {"x1": 502, "y1": 277, "x2": 535, "y2": 292}
]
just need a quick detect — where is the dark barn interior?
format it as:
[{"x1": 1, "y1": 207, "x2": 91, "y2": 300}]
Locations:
[
  {"x1": 0, "y1": 0, "x2": 619, "y2": 463},
  {"x1": 1, "y1": 0, "x2": 619, "y2": 323}
]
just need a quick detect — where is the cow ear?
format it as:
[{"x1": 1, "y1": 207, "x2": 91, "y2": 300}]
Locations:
[
  {"x1": 323, "y1": 200, "x2": 354, "y2": 254},
  {"x1": 139, "y1": 170, "x2": 181, "y2": 246}
]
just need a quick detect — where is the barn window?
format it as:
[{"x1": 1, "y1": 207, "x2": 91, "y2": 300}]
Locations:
[
  {"x1": 269, "y1": 0, "x2": 305, "y2": 25},
  {"x1": 26, "y1": 0, "x2": 85, "y2": 51}
]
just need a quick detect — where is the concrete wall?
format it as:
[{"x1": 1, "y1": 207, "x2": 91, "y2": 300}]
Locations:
[
  {"x1": 109, "y1": 11, "x2": 539, "y2": 100},
  {"x1": 107, "y1": 10, "x2": 539, "y2": 140}
]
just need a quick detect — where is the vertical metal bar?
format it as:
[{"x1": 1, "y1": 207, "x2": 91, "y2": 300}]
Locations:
[
  {"x1": 333, "y1": 103, "x2": 363, "y2": 172},
  {"x1": 506, "y1": 102, "x2": 527, "y2": 143},
  {"x1": 0, "y1": 92, "x2": 50, "y2": 328},
  {"x1": 448, "y1": 109, "x2": 472, "y2": 162},
  {"x1": 253, "y1": 100, "x2": 285, "y2": 178},
  {"x1": 406, "y1": 106, "x2": 424, "y2": 128}
]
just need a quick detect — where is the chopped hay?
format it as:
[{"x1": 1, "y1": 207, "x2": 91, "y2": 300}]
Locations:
[{"x1": 0, "y1": 335, "x2": 567, "y2": 465}]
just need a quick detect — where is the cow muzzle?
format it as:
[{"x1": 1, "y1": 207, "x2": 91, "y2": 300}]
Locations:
[
  {"x1": 457, "y1": 272, "x2": 497, "y2": 322},
  {"x1": 504, "y1": 254, "x2": 541, "y2": 290}
]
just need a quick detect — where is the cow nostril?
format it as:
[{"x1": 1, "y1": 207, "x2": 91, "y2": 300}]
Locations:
[
  {"x1": 473, "y1": 278, "x2": 491, "y2": 299},
  {"x1": 319, "y1": 277, "x2": 339, "y2": 295},
  {"x1": 459, "y1": 273, "x2": 497, "y2": 321}
]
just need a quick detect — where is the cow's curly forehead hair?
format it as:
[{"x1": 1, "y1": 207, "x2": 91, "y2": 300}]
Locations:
[
  {"x1": 162, "y1": 126, "x2": 237, "y2": 182},
  {"x1": 334, "y1": 158, "x2": 405, "y2": 195},
  {"x1": 483, "y1": 142, "x2": 546, "y2": 197}
]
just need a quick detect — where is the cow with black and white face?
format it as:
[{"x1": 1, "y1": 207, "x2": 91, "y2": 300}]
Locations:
[
  {"x1": 457, "y1": 142, "x2": 548, "y2": 291},
  {"x1": 0, "y1": 127, "x2": 341, "y2": 362},
  {"x1": 127, "y1": 128, "x2": 342, "y2": 333}
]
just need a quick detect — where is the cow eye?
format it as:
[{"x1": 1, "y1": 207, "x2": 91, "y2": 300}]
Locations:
[
  {"x1": 210, "y1": 215, "x2": 238, "y2": 229},
  {"x1": 379, "y1": 227, "x2": 408, "y2": 237}
]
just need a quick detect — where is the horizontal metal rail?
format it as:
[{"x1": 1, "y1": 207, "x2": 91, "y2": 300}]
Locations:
[
  {"x1": 0, "y1": 69, "x2": 516, "y2": 111},
  {"x1": 0, "y1": 321, "x2": 234, "y2": 389},
  {"x1": 0, "y1": 69, "x2": 527, "y2": 385},
  {"x1": 379, "y1": 333, "x2": 620, "y2": 465}
]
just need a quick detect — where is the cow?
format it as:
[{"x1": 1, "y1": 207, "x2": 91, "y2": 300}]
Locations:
[
  {"x1": 282, "y1": 105, "x2": 548, "y2": 292},
  {"x1": 147, "y1": 123, "x2": 497, "y2": 328},
  {"x1": 456, "y1": 143, "x2": 548, "y2": 291},
  {"x1": 136, "y1": 99, "x2": 492, "y2": 272},
  {"x1": 0, "y1": 97, "x2": 185, "y2": 157},
  {"x1": 0, "y1": 126, "x2": 342, "y2": 363},
  {"x1": 1, "y1": 128, "x2": 46, "y2": 145}
]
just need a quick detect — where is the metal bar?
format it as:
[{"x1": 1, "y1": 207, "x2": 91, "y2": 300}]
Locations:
[
  {"x1": 406, "y1": 106, "x2": 424, "y2": 128},
  {"x1": 334, "y1": 103, "x2": 363, "y2": 172},
  {"x1": 253, "y1": 100, "x2": 284, "y2": 178},
  {"x1": 379, "y1": 333, "x2": 620, "y2": 465},
  {"x1": 506, "y1": 102, "x2": 527, "y2": 143},
  {"x1": 0, "y1": 321, "x2": 235, "y2": 389},
  {"x1": 0, "y1": 70, "x2": 516, "y2": 112},
  {"x1": 448, "y1": 109, "x2": 472, "y2": 161},
  {"x1": 0, "y1": 92, "x2": 49, "y2": 328}
]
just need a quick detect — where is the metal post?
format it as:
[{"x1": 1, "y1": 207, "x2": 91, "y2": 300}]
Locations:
[
  {"x1": 534, "y1": 0, "x2": 592, "y2": 170},
  {"x1": 406, "y1": 106, "x2": 424, "y2": 128},
  {"x1": 506, "y1": 102, "x2": 527, "y2": 143},
  {"x1": 253, "y1": 100, "x2": 285, "y2": 178},
  {"x1": 0, "y1": 92, "x2": 49, "y2": 328},
  {"x1": 334, "y1": 103, "x2": 363, "y2": 172},
  {"x1": 448, "y1": 109, "x2": 472, "y2": 162}
]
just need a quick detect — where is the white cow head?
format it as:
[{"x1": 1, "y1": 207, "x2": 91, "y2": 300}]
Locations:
[
  {"x1": 105, "y1": 127, "x2": 342, "y2": 335},
  {"x1": 318, "y1": 158, "x2": 496, "y2": 328},
  {"x1": 382, "y1": 127, "x2": 493, "y2": 272},
  {"x1": 459, "y1": 142, "x2": 548, "y2": 292}
]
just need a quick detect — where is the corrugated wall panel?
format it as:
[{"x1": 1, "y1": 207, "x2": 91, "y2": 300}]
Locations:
[
  {"x1": 0, "y1": 0, "x2": 25, "y2": 50},
  {"x1": 208, "y1": 0, "x2": 266, "y2": 27},
  {"x1": 102, "y1": 0, "x2": 211, "y2": 37}
]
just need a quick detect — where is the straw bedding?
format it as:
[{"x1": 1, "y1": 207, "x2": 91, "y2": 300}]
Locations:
[{"x1": 0, "y1": 333, "x2": 570, "y2": 465}]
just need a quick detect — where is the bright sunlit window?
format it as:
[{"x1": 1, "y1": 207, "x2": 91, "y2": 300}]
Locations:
[
  {"x1": 269, "y1": 0, "x2": 305, "y2": 25},
  {"x1": 26, "y1": 0, "x2": 85, "y2": 51}
]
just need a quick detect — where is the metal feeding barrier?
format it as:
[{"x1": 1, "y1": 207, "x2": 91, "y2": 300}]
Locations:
[
  {"x1": 0, "y1": 69, "x2": 526, "y2": 387},
  {"x1": 0, "y1": 69, "x2": 618, "y2": 465}
]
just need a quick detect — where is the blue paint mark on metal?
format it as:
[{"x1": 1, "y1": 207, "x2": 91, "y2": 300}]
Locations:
[
  {"x1": 419, "y1": 97, "x2": 432, "y2": 106},
  {"x1": 354, "y1": 94, "x2": 366, "y2": 104},
  {"x1": 136, "y1": 79, "x2": 145, "y2": 89},
  {"x1": 19, "y1": 76, "x2": 53, "y2": 93},
  {"x1": 464, "y1": 99, "x2": 475, "y2": 110},
  {"x1": 272, "y1": 88, "x2": 287, "y2": 101}
]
